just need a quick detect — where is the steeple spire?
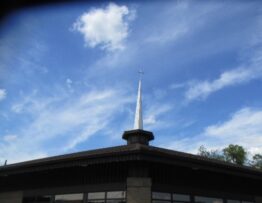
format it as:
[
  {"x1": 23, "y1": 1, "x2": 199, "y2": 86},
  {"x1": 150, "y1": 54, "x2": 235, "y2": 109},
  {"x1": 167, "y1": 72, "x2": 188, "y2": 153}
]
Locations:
[
  {"x1": 122, "y1": 71, "x2": 154, "y2": 146},
  {"x1": 134, "y1": 74, "x2": 143, "y2": 129}
]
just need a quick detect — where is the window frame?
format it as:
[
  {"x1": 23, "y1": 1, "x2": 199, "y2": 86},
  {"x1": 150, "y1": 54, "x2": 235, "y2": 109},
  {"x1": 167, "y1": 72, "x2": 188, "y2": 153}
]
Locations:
[{"x1": 151, "y1": 192, "x2": 254, "y2": 203}]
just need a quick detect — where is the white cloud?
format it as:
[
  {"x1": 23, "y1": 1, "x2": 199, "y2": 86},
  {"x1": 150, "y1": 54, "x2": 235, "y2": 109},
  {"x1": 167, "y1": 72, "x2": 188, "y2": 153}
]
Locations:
[
  {"x1": 184, "y1": 10, "x2": 262, "y2": 102},
  {"x1": 163, "y1": 137, "x2": 200, "y2": 155},
  {"x1": 73, "y1": 3, "x2": 135, "y2": 51},
  {"x1": 204, "y1": 107, "x2": 262, "y2": 154},
  {"x1": 169, "y1": 82, "x2": 187, "y2": 90},
  {"x1": 164, "y1": 107, "x2": 262, "y2": 155},
  {"x1": 2, "y1": 87, "x2": 133, "y2": 163},
  {"x1": 144, "y1": 104, "x2": 173, "y2": 130},
  {"x1": 0, "y1": 89, "x2": 6, "y2": 101},
  {"x1": 185, "y1": 66, "x2": 262, "y2": 101}
]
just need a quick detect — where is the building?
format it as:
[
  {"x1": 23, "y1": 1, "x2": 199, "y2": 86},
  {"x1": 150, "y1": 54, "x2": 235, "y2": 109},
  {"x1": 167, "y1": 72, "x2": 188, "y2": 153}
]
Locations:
[{"x1": 0, "y1": 79, "x2": 262, "y2": 203}]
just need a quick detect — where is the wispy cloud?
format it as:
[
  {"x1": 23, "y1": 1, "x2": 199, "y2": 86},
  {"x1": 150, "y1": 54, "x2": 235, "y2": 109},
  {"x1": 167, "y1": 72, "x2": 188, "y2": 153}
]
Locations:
[
  {"x1": 144, "y1": 1, "x2": 222, "y2": 44},
  {"x1": 0, "y1": 89, "x2": 6, "y2": 101},
  {"x1": 144, "y1": 1, "x2": 190, "y2": 44},
  {"x1": 164, "y1": 107, "x2": 262, "y2": 155},
  {"x1": 169, "y1": 82, "x2": 187, "y2": 90},
  {"x1": 204, "y1": 107, "x2": 262, "y2": 154},
  {"x1": 73, "y1": 3, "x2": 135, "y2": 51},
  {"x1": 144, "y1": 103, "x2": 173, "y2": 130},
  {"x1": 1, "y1": 87, "x2": 133, "y2": 163},
  {"x1": 184, "y1": 10, "x2": 262, "y2": 101},
  {"x1": 185, "y1": 66, "x2": 262, "y2": 101},
  {"x1": 2, "y1": 85, "x2": 174, "y2": 163}
]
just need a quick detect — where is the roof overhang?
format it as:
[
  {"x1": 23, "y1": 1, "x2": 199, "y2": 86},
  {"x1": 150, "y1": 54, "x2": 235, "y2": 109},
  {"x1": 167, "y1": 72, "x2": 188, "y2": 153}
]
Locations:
[{"x1": 0, "y1": 144, "x2": 261, "y2": 180}]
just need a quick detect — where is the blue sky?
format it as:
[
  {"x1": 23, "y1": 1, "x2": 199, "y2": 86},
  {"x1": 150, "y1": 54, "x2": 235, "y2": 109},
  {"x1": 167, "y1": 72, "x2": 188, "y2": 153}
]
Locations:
[{"x1": 0, "y1": 0, "x2": 262, "y2": 163}]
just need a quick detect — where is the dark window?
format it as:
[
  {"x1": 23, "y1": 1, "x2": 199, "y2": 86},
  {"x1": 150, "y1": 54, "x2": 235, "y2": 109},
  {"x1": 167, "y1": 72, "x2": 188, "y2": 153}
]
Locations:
[
  {"x1": 36, "y1": 196, "x2": 53, "y2": 203},
  {"x1": 152, "y1": 192, "x2": 171, "y2": 201},
  {"x1": 195, "y1": 196, "x2": 223, "y2": 203},
  {"x1": 152, "y1": 201, "x2": 171, "y2": 203},
  {"x1": 106, "y1": 191, "x2": 126, "y2": 203},
  {"x1": 87, "y1": 191, "x2": 126, "y2": 203},
  {"x1": 106, "y1": 200, "x2": 126, "y2": 203},
  {"x1": 88, "y1": 192, "x2": 105, "y2": 200},
  {"x1": 87, "y1": 192, "x2": 105, "y2": 203},
  {"x1": 228, "y1": 200, "x2": 254, "y2": 203},
  {"x1": 227, "y1": 200, "x2": 241, "y2": 203},
  {"x1": 152, "y1": 192, "x2": 191, "y2": 203},
  {"x1": 23, "y1": 197, "x2": 36, "y2": 203},
  {"x1": 107, "y1": 191, "x2": 125, "y2": 199},
  {"x1": 87, "y1": 201, "x2": 105, "y2": 203},
  {"x1": 23, "y1": 191, "x2": 127, "y2": 203},
  {"x1": 173, "y1": 194, "x2": 190, "y2": 202},
  {"x1": 55, "y1": 193, "x2": 83, "y2": 203},
  {"x1": 23, "y1": 195, "x2": 53, "y2": 203}
]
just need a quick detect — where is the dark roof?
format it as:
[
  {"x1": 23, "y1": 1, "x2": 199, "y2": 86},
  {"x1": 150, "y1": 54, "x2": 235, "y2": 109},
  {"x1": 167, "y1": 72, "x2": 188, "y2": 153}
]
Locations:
[{"x1": 0, "y1": 143, "x2": 262, "y2": 179}]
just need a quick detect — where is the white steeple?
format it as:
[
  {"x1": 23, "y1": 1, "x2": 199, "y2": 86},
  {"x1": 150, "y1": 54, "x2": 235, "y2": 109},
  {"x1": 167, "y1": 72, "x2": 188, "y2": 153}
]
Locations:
[
  {"x1": 123, "y1": 71, "x2": 154, "y2": 145},
  {"x1": 134, "y1": 72, "x2": 143, "y2": 129}
]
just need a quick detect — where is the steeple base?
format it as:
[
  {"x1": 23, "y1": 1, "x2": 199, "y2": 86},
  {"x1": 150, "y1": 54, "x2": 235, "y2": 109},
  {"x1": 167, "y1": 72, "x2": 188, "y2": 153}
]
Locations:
[{"x1": 122, "y1": 129, "x2": 154, "y2": 145}]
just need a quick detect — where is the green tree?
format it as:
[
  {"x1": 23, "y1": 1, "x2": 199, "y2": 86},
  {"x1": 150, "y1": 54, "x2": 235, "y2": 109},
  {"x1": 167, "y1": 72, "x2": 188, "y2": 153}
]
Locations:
[
  {"x1": 251, "y1": 154, "x2": 262, "y2": 169},
  {"x1": 198, "y1": 144, "x2": 261, "y2": 170},
  {"x1": 223, "y1": 144, "x2": 247, "y2": 165}
]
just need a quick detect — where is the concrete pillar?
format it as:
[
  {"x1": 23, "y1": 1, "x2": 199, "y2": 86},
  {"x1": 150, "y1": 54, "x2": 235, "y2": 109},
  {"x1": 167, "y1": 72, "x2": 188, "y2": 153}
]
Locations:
[
  {"x1": 126, "y1": 177, "x2": 151, "y2": 203},
  {"x1": 0, "y1": 191, "x2": 23, "y2": 203},
  {"x1": 255, "y1": 197, "x2": 262, "y2": 203}
]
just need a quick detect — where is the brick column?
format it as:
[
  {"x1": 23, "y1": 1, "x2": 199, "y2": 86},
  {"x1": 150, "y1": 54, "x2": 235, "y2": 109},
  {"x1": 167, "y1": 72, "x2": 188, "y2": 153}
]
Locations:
[
  {"x1": 255, "y1": 197, "x2": 262, "y2": 203},
  {"x1": 0, "y1": 191, "x2": 23, "y2": 203},
  {"x1": 126, "y1": 177, "x2": 152, "y2": 203}
]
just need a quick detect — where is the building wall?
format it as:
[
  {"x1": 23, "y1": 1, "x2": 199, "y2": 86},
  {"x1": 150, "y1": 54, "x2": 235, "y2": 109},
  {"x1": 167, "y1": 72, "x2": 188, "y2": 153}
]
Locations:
[
  {"x1": 256, "y1": 197, "x2": 262, "y2": 203},
  {"x1": 0, "y1": 191, "x2": 23, "y2": 203},
  {"x1": 127, "y1": 177, "x2": 151, "y2": 203}
]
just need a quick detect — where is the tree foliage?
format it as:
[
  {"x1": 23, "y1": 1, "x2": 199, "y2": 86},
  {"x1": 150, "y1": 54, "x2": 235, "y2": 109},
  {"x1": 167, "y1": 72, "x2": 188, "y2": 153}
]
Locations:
[
  {"x1": 198, "y1": 146, "x2": 225, "y2": 161},
  {"x1": 251, "y1": 154, "x2": 262, "y2": 169},
  {"x1": 197, "y1": 144, "x2": 262, "y2": 169},
  {"x1": 223, "y1": 144, "x2": 247, "y2": 165}
]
